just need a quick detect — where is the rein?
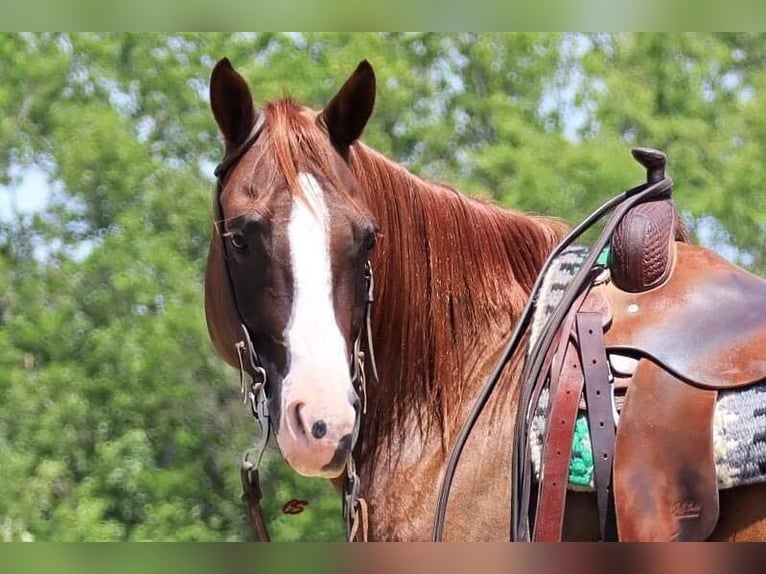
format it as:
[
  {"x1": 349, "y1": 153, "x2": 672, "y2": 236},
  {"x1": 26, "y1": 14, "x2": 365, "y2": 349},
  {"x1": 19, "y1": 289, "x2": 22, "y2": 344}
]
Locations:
[
  {"x1": 432, "y1": 148, "x2": 673, "y2": 541},
  {"x1": 213, "y1": 117, "x2": 377, "y2": 542}
]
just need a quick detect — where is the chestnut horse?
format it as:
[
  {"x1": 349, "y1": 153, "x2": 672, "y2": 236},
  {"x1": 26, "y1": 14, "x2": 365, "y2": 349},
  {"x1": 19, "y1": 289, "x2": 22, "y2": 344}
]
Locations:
[{"x1": 204, "y1": 58, "x2": 766, "y2": 541}]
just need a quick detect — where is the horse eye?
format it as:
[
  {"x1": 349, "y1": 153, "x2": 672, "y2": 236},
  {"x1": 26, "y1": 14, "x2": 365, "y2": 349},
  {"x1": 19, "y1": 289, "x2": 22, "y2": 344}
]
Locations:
[{"x1": 228, "y1": 232, "x2": 247, "y2": 250}]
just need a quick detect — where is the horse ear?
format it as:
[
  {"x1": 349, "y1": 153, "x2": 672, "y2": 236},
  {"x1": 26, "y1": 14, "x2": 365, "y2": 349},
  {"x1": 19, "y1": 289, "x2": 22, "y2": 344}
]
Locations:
[
  {"x1": 321, "y1": 60, "x2": 376, "y2": 156},
  {"x1": 210, "y1": 57, "x2": 256, "y2": 150}
]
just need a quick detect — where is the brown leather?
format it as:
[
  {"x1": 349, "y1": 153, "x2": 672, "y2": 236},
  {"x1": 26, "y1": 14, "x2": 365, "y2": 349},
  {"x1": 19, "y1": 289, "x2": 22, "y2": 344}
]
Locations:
[
  {"x1": 242, "y1": 469, "x2": 271, "y2": 541},
  {"x1": 601, "y1": 242, "x2": 766, "y2": 389},
  {"x1": 522, "y1": 147, "x2": 766, "y2": 542},
  {"x1": 608, "y1": 147, "x2": 688, "y2": 294},
  {"x1": 534, "y1": 289, "x2": 595, "y2": 541},
  {"x1": 613, "y1": 360, "x2": 719, "y2": 541},
  {"x1": 522, "y1": 324, "x2": 571, "y2": 537},
  {"x1": 578, "y1": 285, "x2": 612, "y2": 328},
  {"x1": 534, "y1": 242, "x2": 766, "y2": 541},
  {"x1": 577, "y1": 312, "x2": 617, "y2": 540},
  {"x1": 610, "y1": 199, "x2": 678, "y2": 293},
  {"x1": 523, "y1": 144, "x2": 766, "y2": 543},
  {"x1": 534, "y1": 339, "x2": 585, "y2": 541}
]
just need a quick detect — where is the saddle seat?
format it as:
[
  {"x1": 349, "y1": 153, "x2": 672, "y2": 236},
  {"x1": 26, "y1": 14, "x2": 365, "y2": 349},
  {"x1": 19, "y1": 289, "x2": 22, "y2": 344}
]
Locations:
[{"x1": 601, "y1": 242, "x2": 766, "y2": 390}]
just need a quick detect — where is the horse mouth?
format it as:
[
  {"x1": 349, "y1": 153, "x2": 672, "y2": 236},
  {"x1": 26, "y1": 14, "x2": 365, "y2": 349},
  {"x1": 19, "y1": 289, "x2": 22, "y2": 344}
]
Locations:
[
  {"x1": 321, "y1": 434, "x2": 353, "y2": 474},
  {"x1": 278, "y1": 432, "x2": 354, "y2": 478}
]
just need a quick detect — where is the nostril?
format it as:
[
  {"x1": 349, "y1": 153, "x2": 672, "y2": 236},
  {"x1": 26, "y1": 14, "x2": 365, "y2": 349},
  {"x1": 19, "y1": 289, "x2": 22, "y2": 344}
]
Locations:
[
  {"x1": 287, "y1": 401, "x2": 307, "y2": 440},
  {"x1": 311, "y1": 420, "x2": 328, "y2": 440}
]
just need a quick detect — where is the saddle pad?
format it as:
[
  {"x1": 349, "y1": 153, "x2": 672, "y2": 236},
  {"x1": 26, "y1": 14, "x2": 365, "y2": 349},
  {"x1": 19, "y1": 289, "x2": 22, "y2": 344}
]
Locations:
[{"x1": 529, "y1": 246, "x2": 766, "y2": 491}]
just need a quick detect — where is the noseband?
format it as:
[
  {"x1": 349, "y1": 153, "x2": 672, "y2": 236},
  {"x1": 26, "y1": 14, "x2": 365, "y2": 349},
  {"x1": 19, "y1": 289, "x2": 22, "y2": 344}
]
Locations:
[{"x1": 213, "y1": 117, "x2": 377, "y2": 541}]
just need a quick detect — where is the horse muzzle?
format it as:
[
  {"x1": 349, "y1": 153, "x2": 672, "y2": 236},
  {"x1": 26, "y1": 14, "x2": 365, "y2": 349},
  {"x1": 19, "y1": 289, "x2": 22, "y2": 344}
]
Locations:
[{"x1": 276, "y1": 392, "x2": 359, "y2": 478}]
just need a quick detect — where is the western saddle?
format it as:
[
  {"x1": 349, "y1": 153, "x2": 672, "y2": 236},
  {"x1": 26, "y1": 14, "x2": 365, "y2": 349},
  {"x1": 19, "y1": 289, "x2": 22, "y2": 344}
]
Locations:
[{"x1": 531, "y1": 148, "x2": 766, "y2": 541}]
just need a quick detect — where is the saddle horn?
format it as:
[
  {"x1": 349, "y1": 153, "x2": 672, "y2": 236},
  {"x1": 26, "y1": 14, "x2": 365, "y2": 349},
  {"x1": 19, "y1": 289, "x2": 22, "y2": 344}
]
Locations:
[{"x1": 609, "y1": 147, "x2": 681, "y2": 293}]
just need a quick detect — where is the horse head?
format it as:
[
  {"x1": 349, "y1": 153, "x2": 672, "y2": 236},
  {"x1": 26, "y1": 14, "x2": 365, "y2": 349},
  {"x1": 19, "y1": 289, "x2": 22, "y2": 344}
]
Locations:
[{"x1": 205, "y1": 58, "x2": 379, "y2": 478}]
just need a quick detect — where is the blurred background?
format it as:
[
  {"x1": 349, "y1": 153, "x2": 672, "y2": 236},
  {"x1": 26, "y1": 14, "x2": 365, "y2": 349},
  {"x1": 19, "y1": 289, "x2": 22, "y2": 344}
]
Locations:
[{"x1": 0, "y1": 33, "x2": 764, "y2": 541}]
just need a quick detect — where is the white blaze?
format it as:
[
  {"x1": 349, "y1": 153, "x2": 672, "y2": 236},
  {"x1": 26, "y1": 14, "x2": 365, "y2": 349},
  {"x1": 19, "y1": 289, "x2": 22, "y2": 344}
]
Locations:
[{"x1": 281, "y1": 172, "x2": 354, "y2": 445}]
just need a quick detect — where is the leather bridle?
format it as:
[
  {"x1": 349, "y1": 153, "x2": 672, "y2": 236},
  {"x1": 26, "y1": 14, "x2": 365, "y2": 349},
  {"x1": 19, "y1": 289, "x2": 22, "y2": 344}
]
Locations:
[{"x1": 212, "y1": 117, "x2": 378, "y2": 542}]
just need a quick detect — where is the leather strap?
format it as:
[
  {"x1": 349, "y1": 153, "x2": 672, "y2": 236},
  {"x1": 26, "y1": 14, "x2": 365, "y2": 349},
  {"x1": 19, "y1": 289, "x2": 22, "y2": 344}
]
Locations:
[
  {"x1": 532, "y1": 286, "x2": 593, "y2": 541},
  {"x1": 533, "y1": 339, "x2": 585, "y2": 541},
  {"x1": 576, "y1": 312, "x2": 617, "y2": 540},
  {"x1": 348, "y1": 497, "x2": 370, "y2": 542},
  {"x1": 242, "y1": 469, "x2": 271, "y2": 541},
  {"x1": 533, "y1": 290, "x2": 591, "y2": 541},
  {"x1": 518, "y1": 326, "x2": 569, "y2": 539}
]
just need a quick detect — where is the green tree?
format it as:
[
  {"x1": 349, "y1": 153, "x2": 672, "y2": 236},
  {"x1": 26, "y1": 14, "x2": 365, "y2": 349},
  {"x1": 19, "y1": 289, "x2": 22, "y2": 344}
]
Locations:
[
  {"x1": 0, "y1": 33, "x2": 762, "y2": 541},
  {"x1": 576, "y1": 33, "x2": 766, "y2": 272}
]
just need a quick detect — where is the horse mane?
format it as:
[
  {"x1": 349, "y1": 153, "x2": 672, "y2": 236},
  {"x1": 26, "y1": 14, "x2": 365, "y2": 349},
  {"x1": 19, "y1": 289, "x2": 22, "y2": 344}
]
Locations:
[
  {"x1": 347, "y1": 144, "x2": 567, "y2": 460},
  {"x1": 257, "y1": 99, "x2": 567, "y2": 461},
  {"x1": 251, "y1": 99, "x2": 367, "y2": 214}
]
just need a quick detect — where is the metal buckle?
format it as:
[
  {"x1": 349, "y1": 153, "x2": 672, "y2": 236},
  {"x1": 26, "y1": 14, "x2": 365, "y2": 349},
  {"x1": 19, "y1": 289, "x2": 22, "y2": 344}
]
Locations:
[
  {"x1": 343, "y1": 457, "x2": 361, "y2": 539},
  {"x1": 364, "y1": 260, "x2": 374, "y2": 303},
  {"x1": 249, "y1": 380, "x2": 269, "y2": 428},
  {"x1": 236, "y1": 326, "x2": 270, "y2": 477},
  {"x1": 357, "y1": 351, "x2": 367, "y2": 415},
  {"x1": 241, "y1": 392, "x2": 270, "y2": 503},
  {"x1": 351, "y1": 335, "x2": 368, "y2": 415}
]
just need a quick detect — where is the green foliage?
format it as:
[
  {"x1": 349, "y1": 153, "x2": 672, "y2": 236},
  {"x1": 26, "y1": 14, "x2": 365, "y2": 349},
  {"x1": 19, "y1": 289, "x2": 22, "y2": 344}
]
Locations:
[{"x1": 0, "y1": 33, "x2": 763, "y2": 541}]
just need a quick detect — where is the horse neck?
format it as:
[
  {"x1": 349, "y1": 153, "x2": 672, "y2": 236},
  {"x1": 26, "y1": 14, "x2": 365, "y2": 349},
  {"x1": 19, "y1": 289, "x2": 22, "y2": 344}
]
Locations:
[{"x1": 348, "y1": 143, "x2": 566, "y2": 461}]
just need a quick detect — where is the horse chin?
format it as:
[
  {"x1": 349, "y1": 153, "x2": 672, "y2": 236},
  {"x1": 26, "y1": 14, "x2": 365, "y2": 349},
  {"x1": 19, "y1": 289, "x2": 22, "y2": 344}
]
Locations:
[
  {"x1": 293, "y1": 462, "x2": 346, "y2": 479},
  {"x1": 283, "y1": 456, "x2": 346, "y2": 479}
]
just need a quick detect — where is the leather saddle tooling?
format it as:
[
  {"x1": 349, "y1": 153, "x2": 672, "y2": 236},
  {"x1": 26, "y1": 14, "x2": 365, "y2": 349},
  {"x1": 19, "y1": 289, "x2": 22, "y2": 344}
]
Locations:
[{"x1": 533, "y1": 148, "x2": 766, "y2": 541}]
